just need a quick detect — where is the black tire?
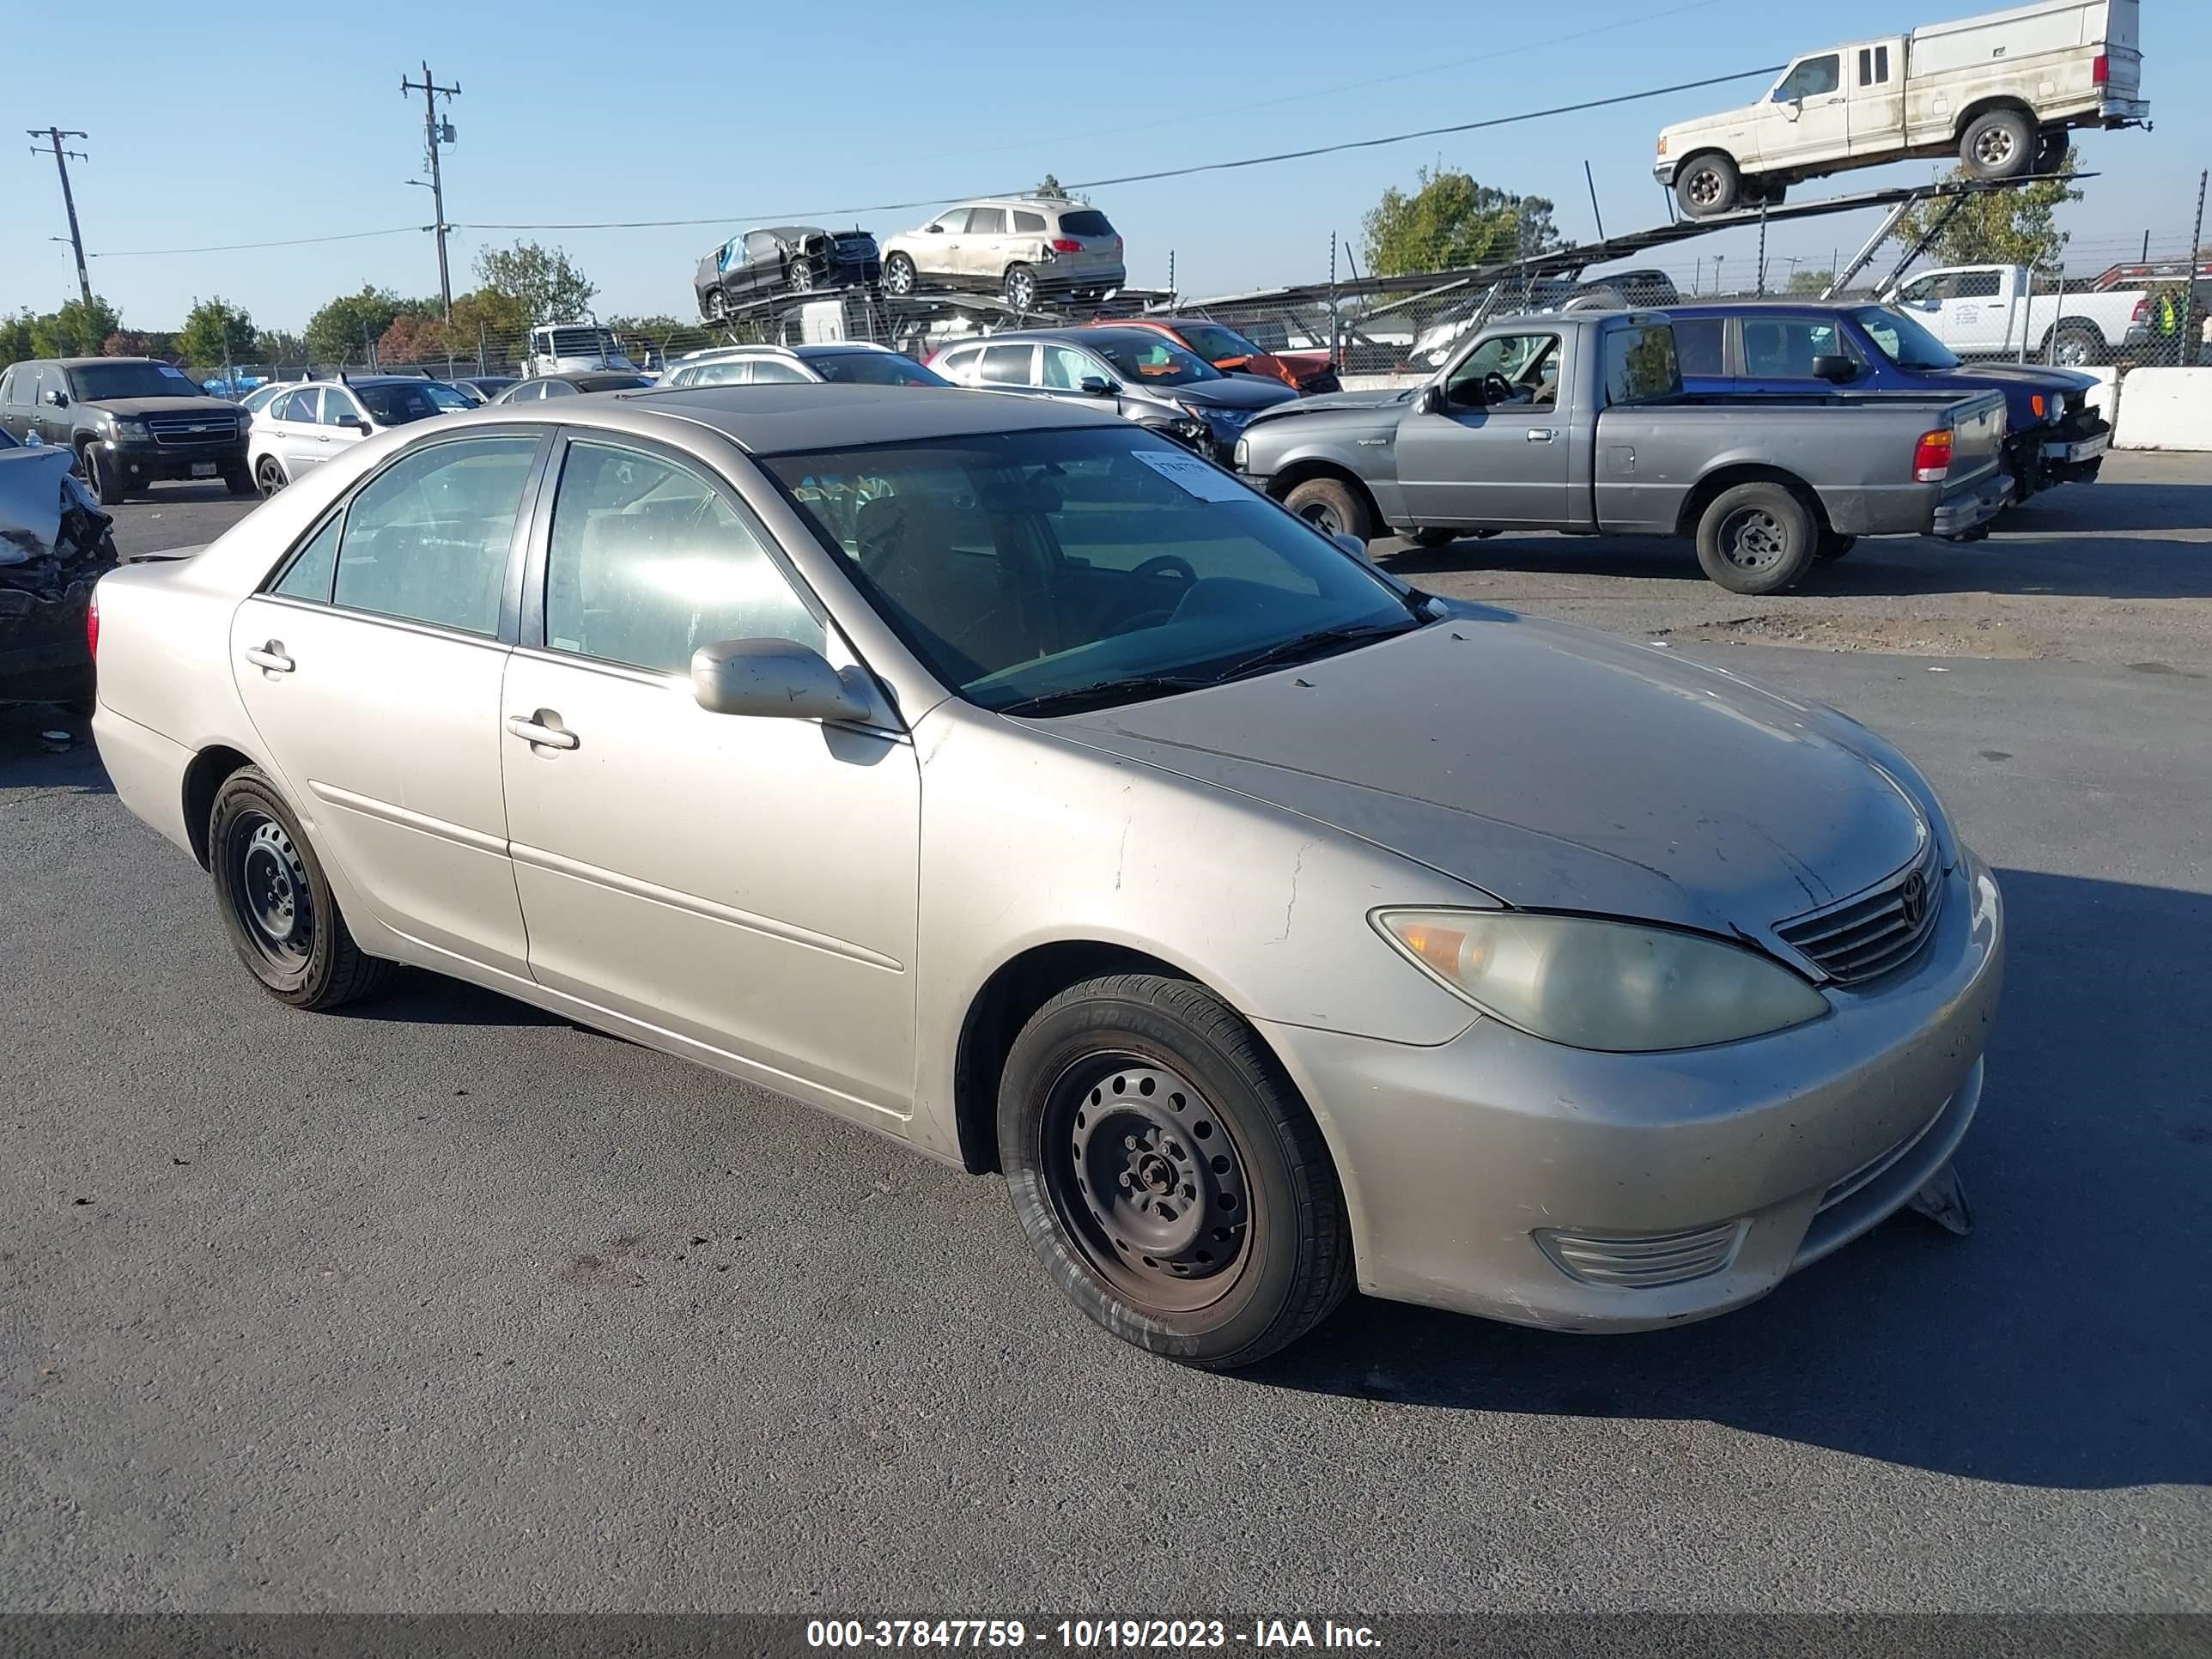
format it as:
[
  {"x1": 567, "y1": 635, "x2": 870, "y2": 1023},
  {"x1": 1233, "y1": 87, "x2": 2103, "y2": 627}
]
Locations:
[
  {"x1": 2043, "y1": 321, "x2": 2106, "y2": 368},
  {"x1": 997, "y1": 974, "x2": 1353, "y2": 1369},
  {"x1": 209, "y1": 766, "x2": 393, "y2": 1010},
  {"x1": 1004, "y1": 263, "x2": 1039, "y2": 312},
  {"x1": 883, "y1": 252, "x2": 917, "y2": 298},
  {"x1": 223, "y1": 465, "x2": 256, "y2": 499},
  {"x1": 254, "y1": 455, "x2": 288, "y2": 497},
  {"x1": 1814, "y1": 530, "x2": 1858, "y2": 562},
  {"x1": 2035, "y1": 129, "x2": 2071, "y2": 173},
  {"x1": 1695, "y1": 482, "x2": 1818, "y2": 594},
  {"x1": 1674, "y1": 153, "x2": 1741, "y2": 219},
  {"x1": 1960, "y1": 107, "x2": 2035, "y2": 179},
  {"x1": 1281, "y1": 476, "x2": 1372, "y2": 543},
  {"x1": 1410, "y1": 527, "x2": 1458, "y2": 548},
  {"x1": 81, "y1": 444, "x2": 129, "y2": 507},
  {"x1": 703, "y1": 288, "x2": 730, "y2": 324}
]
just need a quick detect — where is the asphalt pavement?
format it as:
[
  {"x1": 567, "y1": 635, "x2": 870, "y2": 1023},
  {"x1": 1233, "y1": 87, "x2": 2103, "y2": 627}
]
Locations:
[{"x1": 3, "y1": 463, "x2": 2208, "y2": 1613}]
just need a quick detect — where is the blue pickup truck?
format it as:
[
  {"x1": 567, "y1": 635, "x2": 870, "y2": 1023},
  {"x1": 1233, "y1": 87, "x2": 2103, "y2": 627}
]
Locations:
[{"x1": 1667, "y1": 300, "x2": 2109, "y2": 502}]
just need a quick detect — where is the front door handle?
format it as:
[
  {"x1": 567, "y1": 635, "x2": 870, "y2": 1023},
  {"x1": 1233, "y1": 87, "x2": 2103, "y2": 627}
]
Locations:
[
  {"x1": 1526, "y1": 428, "x2": 1556, "y2": 441},
  {"x1": 243, "y1": 641, "x2": 295, "y2": 674},
  {"x1": 507, "y1": 711, "x2": 579, "y2": 751}
]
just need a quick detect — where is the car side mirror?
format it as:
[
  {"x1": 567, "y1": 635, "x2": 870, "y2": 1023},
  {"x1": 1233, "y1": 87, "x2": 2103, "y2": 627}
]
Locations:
[
  {"x1": 1811, "y1": 354, "x2": 1858, "y2": 384},
  {"x1": 1417, "y1": 383, "x2": 1447, "y2": 414},
  {"x1": 45, "y1": 388, "x2": 68, "y2": 408},
  {"x1": 927, "y1": 224, "x2": 944, "y2": 234},
  {"x1": 1079, "y1": 376, "x2": 1113, "y2": 396},
  {"x1": 691, "y1": 637, "x2": 872, "y2": 724},
  {"x1": 352, "y1": 418, "x2": 374, "y2": 434}
]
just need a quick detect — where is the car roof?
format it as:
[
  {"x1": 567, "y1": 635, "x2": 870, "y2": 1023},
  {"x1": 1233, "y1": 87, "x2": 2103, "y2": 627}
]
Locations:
[
  {"x1": 752, "y1": 224, "x2": 827, "y2": 238},
  {"x1": 595, "y1": 382, "x2": 1124, "y2": 454},
  {"x1": 940, "y1": 196, "x2": 1086, "y2": 213},
  {"x1": 939, "y1": 325, "x2": 1170, "y2": 349},
  {"x1": 54, "y1": 356, "x2": 168, "y2": 369},
  {"x1": 1665, "y1": 299, "x2": 1865, "y2": 315}
]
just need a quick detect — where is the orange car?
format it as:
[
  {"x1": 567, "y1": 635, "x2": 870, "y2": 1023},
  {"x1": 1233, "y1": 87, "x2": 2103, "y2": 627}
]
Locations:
[{"x1": 1105, "y1": 316, "x2": 1341, "y2": 395}]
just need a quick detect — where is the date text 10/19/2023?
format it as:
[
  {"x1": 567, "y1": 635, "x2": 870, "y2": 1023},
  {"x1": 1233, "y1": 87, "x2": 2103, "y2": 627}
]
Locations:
[{"x1": 805, "y1": 1620, "x2": 1382, "y2": 1650}]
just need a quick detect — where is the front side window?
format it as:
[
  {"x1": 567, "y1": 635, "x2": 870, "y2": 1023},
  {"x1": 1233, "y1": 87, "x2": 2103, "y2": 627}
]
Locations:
[
  {"x1": 544, "y1": 441, "x2": 822, "y2": 675},
  {"x1": 978, "y1": 343, "x2": 1036, "y2": 386},
  {"x1": 763, "y1": 427, "x2": 1421, "y2": 714},
  {"x1": 927, "y1": 213, "x2": 963, "y2": 235},
  {"x1": 1740, "y1": 316, "x2": 1856, "y2": 380},
  {"x1": 1774, "y1": 54, "x2": 1841, "y2": 100},
  {"x1": 1445, "y1": 332, "x2": 1560, "y2": 407},
  {"x1": 1602, "y1": 325, "x2": 1680, "y2": 404},
  {"x1": 1041, "y1": 345, "x2": 1109, "y2": 390},
  {"x1": 1853, "y1": 306, "x2": 1961, "y2": 370},
  {"x1": 322, "y1": 391, "x2": 365, "y2": 428},
  {"x1": 808, "y1": 352, "x2": 946, "y2": 387},
  {"x1": 539, "y1": 380, "x2": 578, "y2": 398},
  {"x1": 746, "y1": 358, "x2": 810, "y2": 385},
  {"x1": 1085, "y1": 333, "x2": 1218, "y2": 386},
  {"x1": 331, "y1": 435, "x2": 538, "y2": 635},
  {"x1": 1172, "y1": 323, "x2": 1261, "y2": 362}
]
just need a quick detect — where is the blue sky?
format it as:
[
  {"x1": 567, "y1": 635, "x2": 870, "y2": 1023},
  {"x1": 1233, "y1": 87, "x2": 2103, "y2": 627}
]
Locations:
[{"x1": 5, "y1": 0, "x2": 2203, "y2": 331}]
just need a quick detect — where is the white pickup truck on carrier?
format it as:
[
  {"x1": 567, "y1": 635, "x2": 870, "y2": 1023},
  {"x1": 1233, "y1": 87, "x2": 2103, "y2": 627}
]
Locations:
[
  {"x1": 1656, "y1": 0, "x2": 2148, "y2": 218},
  {"x1": 1878, "y1": 262, "x2": 2152, "y2": 365}
]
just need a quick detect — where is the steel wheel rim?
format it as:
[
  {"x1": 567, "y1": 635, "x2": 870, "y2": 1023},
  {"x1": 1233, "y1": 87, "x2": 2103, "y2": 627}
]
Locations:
[
  {"x1": 2055, "y1": 337, "x2": 2087, "y2": 366},
  {"x1": 1719, "y1": 507, "x2": 1787, "y2": 569},
  {"x1": 1687, "y1": 167, "x2": 1723, "y2": 208},
  {"x1": 229, "y1": 811, "x2": 314, "y2": 969},
  {"x1": 1042, "y1": 1052, "x2": 1255, "y2": 1314},
  {"x1": 1975, "y1": 127, "x2": 2014, "y2": 167},
  {"x1": 1297, "y1": 500, "x2": 1343, "y2": 536}
]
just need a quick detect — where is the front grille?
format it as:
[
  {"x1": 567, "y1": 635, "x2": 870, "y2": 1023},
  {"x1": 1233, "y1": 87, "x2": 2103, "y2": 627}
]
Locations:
[
  {"x1": 1536, "y1": 1220, "x2": 1747, "y2": 1289},
  {"x1": 1775, "y1": 838, "x2": 1943, "y2": 985},
  {"x1": 147, "y1": 413, "x2": 241, "y2": 448}
]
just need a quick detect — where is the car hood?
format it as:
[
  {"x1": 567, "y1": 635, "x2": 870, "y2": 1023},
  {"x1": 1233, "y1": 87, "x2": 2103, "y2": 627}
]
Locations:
[
  {"x1": 1166, "y1": 376, "x2": 1299, "y2": 412},
  {"x1": 1954, "y1": 362, "x2": 2100, "y2": 396},
  {"x1": 1048, "y1": 611, "x2": 1927, "y2": 939},
  {"x1": 79, "y1": 396, "x2": 242, "y2": 420}
]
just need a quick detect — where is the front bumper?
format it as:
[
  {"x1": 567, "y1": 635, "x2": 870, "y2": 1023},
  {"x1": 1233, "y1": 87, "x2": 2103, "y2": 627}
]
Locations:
[
  {"x1": 101, "y1": 437, "x2": 247, "y2": 483},
  {"x1": 1256, "y1": 848, "x2": 2003, "y2": 1332},
  {"x1": 2042, "y1": 429, "x2": 2110, "y2": 467}
]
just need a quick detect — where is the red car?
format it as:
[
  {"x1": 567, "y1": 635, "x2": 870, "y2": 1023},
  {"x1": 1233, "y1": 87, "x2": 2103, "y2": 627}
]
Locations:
[{"x1": 1103, "y1": 317, "x2": 1340, "y2": 395}]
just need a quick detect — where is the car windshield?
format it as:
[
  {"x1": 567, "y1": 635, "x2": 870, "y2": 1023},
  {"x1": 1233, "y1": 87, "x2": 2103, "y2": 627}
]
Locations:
[
  {"x1": 1853, "y1": 306, "x2": 1962, "y2": 371},
  {"x1": 807, "y1": 353, "x2": 949, "y2": 387},
  {"x1": 68, "y1": 362, "x2": 206, "y2": 400},
  {"x1": 1172, "y1": 323, "x2": 1262, "y2": 362},
  {"x1": 356, "y1": 382, "x2": 468, "y2": 425},
  {"x1": 1083, "y1": 334, "x2": 1221, "y2": 386},
  {"x1": 764, "y1": 426, "x2": 1423, "y2": 714}
]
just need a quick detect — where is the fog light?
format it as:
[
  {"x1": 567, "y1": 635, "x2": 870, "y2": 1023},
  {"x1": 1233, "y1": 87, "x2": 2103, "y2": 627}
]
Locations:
[{"x1": 1535, "y1": 1219, "x2": 1747, "y2": 1287}]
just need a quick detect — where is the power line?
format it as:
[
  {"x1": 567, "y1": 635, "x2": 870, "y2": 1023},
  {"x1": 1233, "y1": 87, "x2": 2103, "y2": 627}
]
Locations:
[
  {"x1": 90, "y1": 226, "x2": 423, "y2": 258},
  {"x1": 455, "y1": 65, "x2": 1784, "y2": 234}
]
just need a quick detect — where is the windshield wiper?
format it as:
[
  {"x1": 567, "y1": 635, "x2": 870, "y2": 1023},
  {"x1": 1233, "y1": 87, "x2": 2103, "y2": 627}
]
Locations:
[
  {"x1": 994, "y1": 674, "x2": 1215, "y2": 718},
  {"x1": 1213, "y1": 618, "x2": 1422, "y2": 684}
]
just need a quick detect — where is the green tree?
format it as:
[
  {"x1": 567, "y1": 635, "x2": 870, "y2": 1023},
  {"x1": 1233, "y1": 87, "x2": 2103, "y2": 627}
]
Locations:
[
  {"x1": 472, "y1": 240, "x2": 597, "y2": 326},
  {"x1": 1034, "y1": 174, "x2": 1070, "y2": 199},
  {"x1": 255, "y1": 328, "x2": 308, "y2": 368},
  {"x1": 2, "y1": 310, "x2": 37, "y2": 367},
  {"x1": 1785, "y1": 268, "x2": 1836, "y2": 295},
  {"x1": 1892, "y1": 157, "x2": 2082, "y2": 272},
  {"x1": 305, "y1": 285, "x2": 410, "y2": 365},
  {"x1": 28, "y1": 295, "x2": 124, "y2": 358},
  {"x1": 179, "y1": 297, "x2": 257, "y2": 370},
  {"x1": 1362, "y1": 165, "x2": 1560, "y2": 276},
  {"x1": 375, "y1": 311, "x2": 452, "y2": 368}
]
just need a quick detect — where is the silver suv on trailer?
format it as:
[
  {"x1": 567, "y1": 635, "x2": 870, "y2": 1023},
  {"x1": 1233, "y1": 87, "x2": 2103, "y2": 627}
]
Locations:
[{"x1": 879, "y1": 198, "x2": 1127, "y2": 311}]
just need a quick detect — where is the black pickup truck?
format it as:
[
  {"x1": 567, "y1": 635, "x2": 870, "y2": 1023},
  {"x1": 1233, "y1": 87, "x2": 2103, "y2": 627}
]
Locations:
[{"x1": 0, "y1": 357, "x2": 253, "y2": 505}]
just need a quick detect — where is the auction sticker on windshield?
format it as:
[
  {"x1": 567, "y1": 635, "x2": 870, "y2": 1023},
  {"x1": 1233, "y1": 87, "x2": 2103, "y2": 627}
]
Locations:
[{"x1": 1131, "y1": 448, "x2": 1249, "y2": 501}]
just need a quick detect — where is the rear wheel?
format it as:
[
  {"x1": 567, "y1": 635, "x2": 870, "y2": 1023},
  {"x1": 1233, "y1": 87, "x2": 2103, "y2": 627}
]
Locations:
[
  {"x1": 223, "y1": 464, "x2": 256, "y2": 498},
  {"x1": 2044, "y1": 321, "x2": 2106, "y2": 368},
  {"x1": 2035, "y1": 128, "x2": 2071, "y2": 173},
  {"x1": 1814, "y1": 530, "x2": 1858, "y2": 562},
  {"x1": 208, "y1": 767, "x2": 393, "y2": 1010},
  {"x1": 1695, "y1": 483, "x2": 1818, "y2": 594},
  {"x1": 998, "y1": 974, "x2": 1353, "y2": 1369},
  {"x1": 1004, "y1": 264, "x2": 1039, "y2": 312},
  {"x1": 1675, "y1": 153, "x2": 1741, "y2": 219},
  {"x1": 1960, "y1": 107, "x2": 2035, "y2": 179},
  {"x1": 1281, "y1": 476, "x2": 1371, "y2": 543},
  {"x1": 254, "y1": 455, "x2": 288, "y2": 497}
]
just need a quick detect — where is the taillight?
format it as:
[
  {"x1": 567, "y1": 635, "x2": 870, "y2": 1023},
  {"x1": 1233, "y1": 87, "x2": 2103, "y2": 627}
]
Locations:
[
  {"x1": 86, "y1": 586, "x2": 100, "y2": 659},
  {"x1": 2132, "y1": 298, "x2": 2149, "y2": 322},
  {"x1": 2092, "y1": 53, "x2": 2109, "y2": 84},
  {"x1": 1913, "y1": 430, "x2": 1954, "y2": 483},
  {"x1": 1050, "y1": 238, "x2": 1083, "y2": 253}
]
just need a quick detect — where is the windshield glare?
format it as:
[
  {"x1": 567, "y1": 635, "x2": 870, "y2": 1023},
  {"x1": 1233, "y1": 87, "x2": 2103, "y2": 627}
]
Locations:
[
  {"x1": 1173, "y1": 323, "x2": 1261, "y2": 362},
  {"x1": 808, "y1": 353, "x2": 948, "y2": 387},
  {"x1": 765, "y1": 428, "x2": 1419, "y2": 713},
  {"x1": 1854, "y1": 306, "x2": 1962, "y2": 370},
  {"x1": 69, "y1": 362, "x2": 208, "y2": 400},
  {"x1": 357, "y1": 382, "x2": 467, "y2": 424},
  {"x1": 1084, "y1": 333, "x2": 1221, "y2": 387}
]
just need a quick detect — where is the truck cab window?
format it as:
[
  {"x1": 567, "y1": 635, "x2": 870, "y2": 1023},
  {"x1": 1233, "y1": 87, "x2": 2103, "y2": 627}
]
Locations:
[
  {"x1": 1446, "y1": 333, "x2": 1559, "y2": 408},
  {"x1": 1774, "y1": 55, "x2": 1840, "y2": 101}
]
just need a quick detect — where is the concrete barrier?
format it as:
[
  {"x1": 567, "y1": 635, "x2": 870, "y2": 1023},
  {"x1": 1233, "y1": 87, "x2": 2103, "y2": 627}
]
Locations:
[
  {"x1": 2079, "y1": 367, "x2": 2121, "y2": 433},
  {"x1": 2113, "y1": 368, "x2": 2212, "y2": 451}
]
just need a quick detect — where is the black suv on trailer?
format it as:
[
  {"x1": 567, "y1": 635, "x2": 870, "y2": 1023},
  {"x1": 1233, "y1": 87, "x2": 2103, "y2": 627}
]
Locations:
[{"x1": 0, "y1": 357, "x2": 253, "y2": 503}]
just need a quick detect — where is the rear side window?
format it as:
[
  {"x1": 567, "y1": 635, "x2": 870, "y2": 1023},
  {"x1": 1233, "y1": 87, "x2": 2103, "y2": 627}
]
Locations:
[
  {"x1": 1603, "y1": 325, "x2": 1680, "y2": 404},
  {"x1": 331, "y1": 436, "x2": 538, "y2": 635},
  {"x1": 964, "y1": 207, "x2": 1008, "y2": 235},
  {"x1": 544, "y1": 441, "x2": 822, "y2": 674},
  {"x1": 1012, "y1": 210, "x2": 1047, "y2": 233},
  {"x1": 1056, "y1": 210, "x2": 1114, "y2": 237},
  {"x1": 1672, "y1": 318, "x2": 1725, "y2": 377},
  {"x1": 979, "y1": 343, "x2": 1036, "y2": 386}
]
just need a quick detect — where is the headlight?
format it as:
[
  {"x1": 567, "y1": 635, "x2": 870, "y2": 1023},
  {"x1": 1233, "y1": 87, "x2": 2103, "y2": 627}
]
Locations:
[
  {"x1": 1233, "y1": 437, "x2": 1250, "y2": 469},
  {"x1": 1374, "y1": 908, "x2": 1828, "y2": 1052},
  {"x1": 113, "y1": 419, "x2": 150, "y2": 440}
]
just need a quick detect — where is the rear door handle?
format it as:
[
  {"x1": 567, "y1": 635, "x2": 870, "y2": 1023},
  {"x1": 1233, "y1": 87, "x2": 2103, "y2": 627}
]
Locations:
[
  {"x1": 1526, "y1": 428, "x2": 1556, "y2": 441},
  {"x1": 243, "y1": 641, "x2": 295, "y2": 674},
  {"x1": 507, "y1": 712, "x2": 579, "y2": 750}
]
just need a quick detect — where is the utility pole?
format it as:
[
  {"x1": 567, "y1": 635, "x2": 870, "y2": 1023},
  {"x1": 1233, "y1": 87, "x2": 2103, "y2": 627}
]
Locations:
[
  {"x1": 401, "y1": 63, "x2": 462, "y2": 321},
  {"x1": 28, "y1": 127, "x2": 94, "y2": 309}
]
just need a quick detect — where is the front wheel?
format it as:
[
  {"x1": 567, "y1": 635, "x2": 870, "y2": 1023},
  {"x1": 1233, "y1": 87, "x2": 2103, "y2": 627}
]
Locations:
[
  {"x1": 208, "y1": 767, "x2": 393, "y2": 1010},
  {"x1": 224, "y1": 464, "x2": 256, "y2": 499},
  {"x1": 1280, "y1": 476, "x2": 1372, "y2": 543},
  {"x1": 82, "y1": 445, "x2": 129, "y2": 506},
  {"x1": 1695, "y1": 482, "x2": 1817, "y2": 594},
  {"x1": 703, "y1": 288, "x2": 730, "y2": 323},
  {"x1": 883, "y1": 252, "x2": 917, "y2": 297},
  {"x1": 786, "y1": 259, "x2": 815, "y2": 295},
  {"x1": 1674, "y1": 153, "x2": 1741, "y2": 219},
  {"x1": 997, "y1": 975, "x2": 1353, "y2": 1369}
]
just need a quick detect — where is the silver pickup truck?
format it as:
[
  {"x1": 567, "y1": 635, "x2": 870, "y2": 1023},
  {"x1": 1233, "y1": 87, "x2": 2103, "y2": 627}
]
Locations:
[{"x1": 1232, "y1": 311, "x2": 2010, "y2": 594}]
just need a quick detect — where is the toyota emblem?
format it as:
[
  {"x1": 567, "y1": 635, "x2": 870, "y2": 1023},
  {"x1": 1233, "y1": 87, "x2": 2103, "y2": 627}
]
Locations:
[{"x1": 1899, "y1": 871, "x2": 1928, "y2": 928}]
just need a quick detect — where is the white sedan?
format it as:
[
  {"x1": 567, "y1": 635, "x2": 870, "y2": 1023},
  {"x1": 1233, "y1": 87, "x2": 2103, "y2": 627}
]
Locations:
[{"x1": 249, "y1": 376, "x2": 471, "y2": 497}]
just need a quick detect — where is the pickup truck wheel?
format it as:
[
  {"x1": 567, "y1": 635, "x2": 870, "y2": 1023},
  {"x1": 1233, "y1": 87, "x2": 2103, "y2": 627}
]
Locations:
[
  {"x1": 1282, "y1": 477, "x2": 1371, "y2": 543},
  {"x1": 1814, "y1": 531, "x2": 1858, "y2": 562},
  {"x1": 2035, "y1": 129, "x2": 2070, "y2": 173},
  {"x1": 997, "y1": 973, "x2": 1354, "y2": 1369},
  {"x1": 209, "y1": 767, "x2": 394, "y2": 1011},
  {"x1": 1961, "y1": 108, "x2": 2034, "y2": 179},
  {"x1": 1410, "y1": 527, "x2": 1458, "y2": 548},
  {"x1": 2045, "y1": 321, "x2": 2104, "y2": 368},
  {"x1": 1675, "y1": 154, "x2": 1740, "y2": 219},
  {"x1": 1696, "y1": 483, "x2": 1817, "y2": 594}
]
